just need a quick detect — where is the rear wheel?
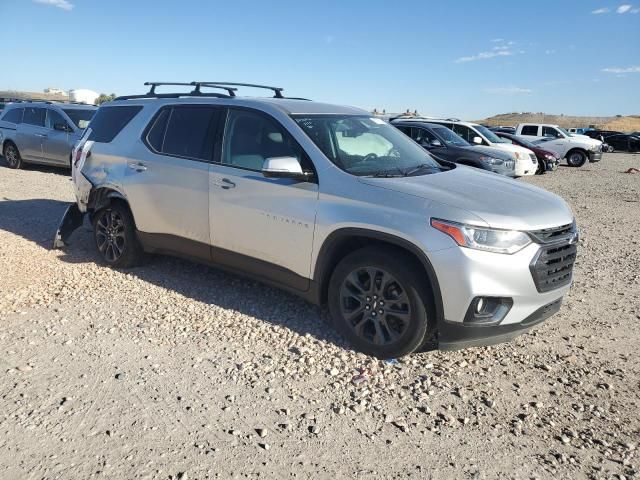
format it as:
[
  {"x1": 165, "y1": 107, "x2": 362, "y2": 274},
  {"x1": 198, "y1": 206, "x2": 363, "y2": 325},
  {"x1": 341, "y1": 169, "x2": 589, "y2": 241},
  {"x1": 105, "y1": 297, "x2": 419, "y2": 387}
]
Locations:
[
  {"x1": 3, "y1": 142, "x2": 22, "y2": 169},
  {"x1": 566, "y1": 150, "x2": 587, "y2": 167},
  {"x1": 328, "y1": 247, "x2": 432, "y2": 359},
  {"x1": 93, "y1": 202, "x2": 143, "y2": 268}
]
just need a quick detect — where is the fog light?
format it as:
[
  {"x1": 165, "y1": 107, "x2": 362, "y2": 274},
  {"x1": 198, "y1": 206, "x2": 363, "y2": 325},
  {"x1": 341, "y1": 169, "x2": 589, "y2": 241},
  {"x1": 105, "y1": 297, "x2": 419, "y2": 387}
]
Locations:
[{"x1": 464, "y1": 297, "x2": 513, "y2": 325}]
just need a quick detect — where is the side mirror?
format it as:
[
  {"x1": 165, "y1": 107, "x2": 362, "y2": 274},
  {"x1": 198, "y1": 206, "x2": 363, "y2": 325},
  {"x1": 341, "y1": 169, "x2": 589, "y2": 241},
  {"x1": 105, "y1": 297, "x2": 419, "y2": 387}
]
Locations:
[
  {"x1": 54, "y1": 122, "x2": 71, "y2": 132},
  {"x1": 472, "y1": 136, "x2": 483, "y2": 145},
  {"x1": 430, "y1": 139, "x2": 443, "y2": 147},
  {"x1": 262, "y1": 156, "x2": 311, "y2": 180}
]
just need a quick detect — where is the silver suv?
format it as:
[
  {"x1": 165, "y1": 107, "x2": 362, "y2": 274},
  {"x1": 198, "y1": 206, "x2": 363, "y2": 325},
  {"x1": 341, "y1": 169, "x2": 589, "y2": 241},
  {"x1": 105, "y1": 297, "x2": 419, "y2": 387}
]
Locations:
[
  {"x1": 55, "y1": 82, "x2": 578, "y2": 358},
  {"x1": 0, "y1": 101, "x2": 97, "y2": 169}
]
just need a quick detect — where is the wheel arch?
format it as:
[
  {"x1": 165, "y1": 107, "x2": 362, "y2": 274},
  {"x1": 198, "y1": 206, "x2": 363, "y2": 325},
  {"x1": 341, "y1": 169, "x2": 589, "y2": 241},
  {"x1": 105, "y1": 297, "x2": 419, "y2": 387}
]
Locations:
[
  {"x1": 88, "y1": 186, "x2": 130, "y2": 215},
  {"x1": 564, "y1": 147, "x2": 588, "y2": 158},
  {"x1": 313, "y1": 228, "x2": 444, "y2": 326}
]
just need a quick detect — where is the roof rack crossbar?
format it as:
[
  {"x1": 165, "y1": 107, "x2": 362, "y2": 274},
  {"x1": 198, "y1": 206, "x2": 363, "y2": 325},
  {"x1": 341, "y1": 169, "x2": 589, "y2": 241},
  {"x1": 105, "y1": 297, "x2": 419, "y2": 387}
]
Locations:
[{"x1": 195, "y1": 81, "x2": 285, "y2": 98}]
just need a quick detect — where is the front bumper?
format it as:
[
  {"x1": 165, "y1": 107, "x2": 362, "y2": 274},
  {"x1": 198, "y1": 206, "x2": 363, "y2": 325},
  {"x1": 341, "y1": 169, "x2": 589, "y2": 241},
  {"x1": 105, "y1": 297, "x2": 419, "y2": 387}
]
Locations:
[
  {"x1": 428, "y1": 240, "x2": 572, "y2": 349},
  {"x1": 589, "y1": 151, "x2": 603, "y2": 162},
  {"x1": 438, "y1": 298, "x2": 562, "y2": 350}
]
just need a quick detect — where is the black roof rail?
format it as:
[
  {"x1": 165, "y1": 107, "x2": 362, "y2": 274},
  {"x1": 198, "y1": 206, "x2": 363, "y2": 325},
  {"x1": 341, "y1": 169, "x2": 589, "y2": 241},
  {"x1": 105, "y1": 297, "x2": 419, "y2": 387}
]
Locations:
[{"x1": 195, "y1": 81, "x2": 285, "y2": 98}]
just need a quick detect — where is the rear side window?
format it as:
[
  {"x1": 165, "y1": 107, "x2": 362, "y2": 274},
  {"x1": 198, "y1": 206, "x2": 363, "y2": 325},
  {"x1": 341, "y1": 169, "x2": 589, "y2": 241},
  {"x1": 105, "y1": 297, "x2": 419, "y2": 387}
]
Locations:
[
  {"x1": 145, "y1": 108, "x2": 170, "y2": 152},
  {"x1": 23, "y1": 107, "x2": 46, "y2": 126},
  {"x1": 162, "y1": 107, "x2": 218, "y2": 160},
  {"x1": 2, "y1": 108, "x2": 24, "y2": 124},
  {"x1": 87, "y1": 105, "x2": 142, "y2": 143},
  {"x1": 521, "y1": 125, "x2": 538, "y2": 136}
]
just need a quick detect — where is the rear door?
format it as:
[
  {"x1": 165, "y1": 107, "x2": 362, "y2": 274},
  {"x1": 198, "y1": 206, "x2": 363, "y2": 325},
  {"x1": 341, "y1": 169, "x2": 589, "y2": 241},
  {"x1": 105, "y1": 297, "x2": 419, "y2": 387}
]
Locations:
[
  {"x1": 208, "y1": 108, "x2": 318, "y2": 290},
  {"x1": 17, "y1": 107, "x2": 47, "y2": 162},
  {"x1": 122, "y1": 105, "x2": 221, "y2": 256},
  {"x1": 43, "y1": 108, "x2": 72, "y2": 165}
]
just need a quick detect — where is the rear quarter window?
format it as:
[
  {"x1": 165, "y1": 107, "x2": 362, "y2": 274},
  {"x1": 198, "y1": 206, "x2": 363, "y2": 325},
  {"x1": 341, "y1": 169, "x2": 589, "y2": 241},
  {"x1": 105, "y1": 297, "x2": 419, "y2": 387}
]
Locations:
[
  {"x1": 87, "y1": 105, "x2": 143, "y2": 143},
  {"x1": 521, "y1": 125, "x2": 538, "y2": 136},
  {"x1": 2, "y1": 108, "x2": 24, "y2": 124}
]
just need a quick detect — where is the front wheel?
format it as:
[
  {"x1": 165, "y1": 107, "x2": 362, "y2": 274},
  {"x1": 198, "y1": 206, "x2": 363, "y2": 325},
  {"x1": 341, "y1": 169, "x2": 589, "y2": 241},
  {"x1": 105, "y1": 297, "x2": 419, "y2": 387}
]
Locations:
[
  {"x1": 536, "y1": 158, "x2": 546, "y2": 175},
  {"x1": 566, "y1": 150, "x2": 587, "y2": 167},
  {"x1": 3, "y1": 142, "x2": 23, "y2": 169},
  {"x1": 328, "y1": 247, "x2": 432, "y2": 359},
  {"x1": 93, "y1": 202, "x2": 143, "y2": 268}
]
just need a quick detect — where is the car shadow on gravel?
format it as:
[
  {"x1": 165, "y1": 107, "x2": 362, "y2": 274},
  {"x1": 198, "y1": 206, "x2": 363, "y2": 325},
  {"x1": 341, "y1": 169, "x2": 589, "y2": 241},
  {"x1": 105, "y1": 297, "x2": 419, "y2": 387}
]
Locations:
[
  {"x1": 0, "y1": 156, "x2": 71, "y2": 176},
  {"x1": 0, "y1": 198, "x2": 351, "y2": 351}
]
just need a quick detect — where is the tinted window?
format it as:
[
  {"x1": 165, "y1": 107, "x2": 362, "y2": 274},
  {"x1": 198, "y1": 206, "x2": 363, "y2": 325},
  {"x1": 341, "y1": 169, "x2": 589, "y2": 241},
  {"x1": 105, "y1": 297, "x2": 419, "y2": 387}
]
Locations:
[
  {"x1": 2, "y1": 108, "x2": 23, "y2": 124},
  {"x1": 452, "y1": 124, "x2": 473, "y2": 143},
  {"x1": 542, "y1": 126, "x2": 562, "y2": 138},
  {"x1": 162, "y1": 107, "x2": 217, "y2": 160},
  {"x1": 87, "y1": 105, "x2": 143, "y2": 143},
  {"x1": 224, "y1": 109, "x2": 304, "y2": 171},
  {"x1": 23, "y1": 107, "x2": 46, "y2": 127},
  {"x1": 46, "y1": 109, "x2": 68, "y2": 130},
  {"x1": 62, "y1": 109, "x2": 95, "y2": 129},
  {"x1": 413, "y1": 128, "x2": 437, "y2": 144},
  {"x1": 145, "y1": 108, "x2": 170, "y2": 152},
  {"x1": 521, "y1": 125, "x2": 538, "y2": 136}
]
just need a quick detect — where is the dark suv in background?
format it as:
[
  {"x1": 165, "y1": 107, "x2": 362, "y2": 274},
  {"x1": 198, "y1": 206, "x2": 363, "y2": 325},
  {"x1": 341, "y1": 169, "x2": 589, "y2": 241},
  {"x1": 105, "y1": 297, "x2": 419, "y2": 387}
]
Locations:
[{"x1": 392, "y1": 120, "x2": 516, "y2": 176}]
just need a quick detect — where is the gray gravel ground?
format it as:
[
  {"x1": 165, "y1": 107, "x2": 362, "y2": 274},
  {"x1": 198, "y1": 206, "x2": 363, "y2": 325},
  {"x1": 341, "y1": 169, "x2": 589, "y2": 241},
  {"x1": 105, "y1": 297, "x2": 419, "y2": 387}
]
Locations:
[{"x1": 0, "y1": 154, "x2": 638, "y2": 480}]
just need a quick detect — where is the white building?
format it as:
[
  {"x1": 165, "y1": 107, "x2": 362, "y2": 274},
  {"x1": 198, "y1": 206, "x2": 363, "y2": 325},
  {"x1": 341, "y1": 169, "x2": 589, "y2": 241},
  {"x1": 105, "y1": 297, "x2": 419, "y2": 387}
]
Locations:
[{"x1": 69, "y1": 89, "x2": 99, "y2": 105}]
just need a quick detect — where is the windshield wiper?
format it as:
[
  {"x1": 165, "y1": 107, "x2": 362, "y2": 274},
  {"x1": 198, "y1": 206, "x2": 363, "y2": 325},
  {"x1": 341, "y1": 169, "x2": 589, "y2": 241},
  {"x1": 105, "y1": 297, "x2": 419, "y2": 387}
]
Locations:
[
  {"x1": 369, "y1": 167, "x2": 405, "y2": 178},
  {"x1": 403, "y1": 164, "x2": 442, "y2": 176}
]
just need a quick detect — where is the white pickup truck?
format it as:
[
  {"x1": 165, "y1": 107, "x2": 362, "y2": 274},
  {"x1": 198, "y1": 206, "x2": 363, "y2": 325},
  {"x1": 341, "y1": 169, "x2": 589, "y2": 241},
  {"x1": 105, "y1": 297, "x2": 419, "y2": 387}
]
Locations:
[{"x1": 515, "y1": 123, "x2": 603, "y2": 167}]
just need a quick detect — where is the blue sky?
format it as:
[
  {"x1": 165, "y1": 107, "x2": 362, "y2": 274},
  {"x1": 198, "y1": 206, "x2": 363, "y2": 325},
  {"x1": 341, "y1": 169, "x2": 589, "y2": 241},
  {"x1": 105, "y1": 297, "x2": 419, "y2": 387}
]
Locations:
[{"x1": 2, "y1": 0, "x2": 639, "y2": 118}]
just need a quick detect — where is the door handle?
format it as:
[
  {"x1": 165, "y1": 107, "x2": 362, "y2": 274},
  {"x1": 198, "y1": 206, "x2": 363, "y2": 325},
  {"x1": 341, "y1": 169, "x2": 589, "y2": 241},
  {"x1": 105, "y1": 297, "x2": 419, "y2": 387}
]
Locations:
[
  {"x1": 35, "y1": 133, "x2": 48, "y2": 138},
  {"x1": 220, "y1": 178, "x2": 235, "y2": 189},
  {"x1": 128, "y1": 161, "x2": 147, "y2": 172}
]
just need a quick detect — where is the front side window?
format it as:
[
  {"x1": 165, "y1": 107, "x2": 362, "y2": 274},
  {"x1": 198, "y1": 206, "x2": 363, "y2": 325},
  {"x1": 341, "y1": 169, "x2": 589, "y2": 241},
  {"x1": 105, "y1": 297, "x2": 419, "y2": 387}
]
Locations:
[
  {"x1": 542, "y1": 126, "x2": 563, "y2": 138},
  {"x1": 294, "y1": 115, "x2": 444, "y2": 177},
  {"x1": 433, "y1": 127, "x2": 469, "y2": 147},
  {"x1": 223, "y1": 109, "x2": 304, "y2": 171},
  {"x1": 62, "y1": 109, "x2": 95, "y2": 129},
  {"x1": 413, "y1": 128, "x2": 437, "y2": 144},
  {"x1": 23, "y1": 107, "x2": 46, "y2": 127},
  {"x1": 452, "y1": 124, "x2": 474, "y2": 143},
  {"x1": 2, "y1": 108, "x2": 24, "y2": 124},
  {"x1": 46, "y1": 109, "x2": 69, "y2": 130}
]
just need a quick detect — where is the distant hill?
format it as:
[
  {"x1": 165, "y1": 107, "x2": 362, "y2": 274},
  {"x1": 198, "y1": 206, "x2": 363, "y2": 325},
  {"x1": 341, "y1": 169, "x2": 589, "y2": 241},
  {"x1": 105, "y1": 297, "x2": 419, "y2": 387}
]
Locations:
[{"x1": 477, "y1": 113, "x2": 640, "y2": 132}]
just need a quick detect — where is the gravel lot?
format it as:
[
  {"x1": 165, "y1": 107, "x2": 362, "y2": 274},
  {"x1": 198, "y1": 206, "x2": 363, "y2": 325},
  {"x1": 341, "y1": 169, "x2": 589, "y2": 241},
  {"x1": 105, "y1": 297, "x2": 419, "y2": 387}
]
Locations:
[{"x1": 0, "y1": 154, "x2": 639, "y2": 480}]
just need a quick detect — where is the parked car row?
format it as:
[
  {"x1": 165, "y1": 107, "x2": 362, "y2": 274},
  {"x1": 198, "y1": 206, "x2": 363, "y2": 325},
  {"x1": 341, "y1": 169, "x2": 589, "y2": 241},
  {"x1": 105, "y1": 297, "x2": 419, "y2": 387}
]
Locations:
[
  {"x1": 39, "y1": 81, "x2": 580, "y2": 359},
  {"x1": 0, "y1": 101, "x2": 97, "y2": 168}
]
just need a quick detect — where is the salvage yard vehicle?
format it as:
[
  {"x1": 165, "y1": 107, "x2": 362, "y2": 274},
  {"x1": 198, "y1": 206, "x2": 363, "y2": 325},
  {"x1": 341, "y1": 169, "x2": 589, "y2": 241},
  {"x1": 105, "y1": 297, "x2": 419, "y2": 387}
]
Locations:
[
  {"x1": 391, "y1": 119, "x2": 517, "y2": 176},
  {"x1": 495, "y1": 132, "x2": 560, "y2": 174},
  {"x1": 55, "y1": 81, "x2": 578, "y2": 359},
  {"x1": 0, "y1": 101, "x2": 97, "y2": 169},
  {"x1": 515, "y1": 123, "x2": 603, "y2": 167},
  {"x1": 411, "y1": 117, "x2": 539, "y2": 177}
]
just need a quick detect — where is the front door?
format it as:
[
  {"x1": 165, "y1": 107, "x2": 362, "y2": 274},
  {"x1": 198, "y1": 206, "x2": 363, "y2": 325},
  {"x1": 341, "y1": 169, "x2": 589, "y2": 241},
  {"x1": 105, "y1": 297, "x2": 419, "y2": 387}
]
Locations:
[
  {"x1": 17, "y1": 107, "x2": 47, "y2": 162},
  {"x1": 43, "y1": 109, "x2": 72, "y2": 165},
  {"x1": 209, "y1": 108, "x2": 318, "y2": 290},
  {"x1": 122, "y1": 105, "x2": 222, "y2": 257}
]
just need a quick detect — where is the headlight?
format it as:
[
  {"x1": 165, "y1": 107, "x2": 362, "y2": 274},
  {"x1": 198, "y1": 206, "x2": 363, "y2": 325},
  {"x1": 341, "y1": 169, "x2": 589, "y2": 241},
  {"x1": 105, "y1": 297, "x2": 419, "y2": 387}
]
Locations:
[
  {"x1": 431, "y1": 219, "x2": 532, "y2": 254},
  {"x1": 544, "y1": 153, "x2": 555, "y2": 160},
  {"x1": 479, "y1": 155, "x2": 505, "y2": 166}
]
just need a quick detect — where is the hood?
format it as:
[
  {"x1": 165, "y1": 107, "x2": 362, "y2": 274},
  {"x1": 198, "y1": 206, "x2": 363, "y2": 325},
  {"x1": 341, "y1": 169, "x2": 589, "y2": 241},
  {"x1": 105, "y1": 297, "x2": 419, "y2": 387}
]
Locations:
[
  {"x1": 465, "y1": 145, "x2": 512, "y2": 160},
  {"x1": 358, "y1": 166, "x2": 574, "y2": 231},
  {"x1": 487, "y1": 142, "x2": 534, "y2": 157}
]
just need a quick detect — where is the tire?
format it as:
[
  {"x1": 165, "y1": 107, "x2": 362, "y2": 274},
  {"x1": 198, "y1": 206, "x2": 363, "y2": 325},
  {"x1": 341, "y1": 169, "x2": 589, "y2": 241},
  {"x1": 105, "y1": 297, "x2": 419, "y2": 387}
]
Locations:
[
  {"x1": 536, "y1": 158, "x2": 546, "y2": 175},
  {"x1": 3, "y1": 142, "x2": 23, "y2": 169},
  {"x1": 92, "y1": 202, "x2": 144, "y2": 268},
  {"x1": 566, "y1": 150, "x2": 587, "y2": 167},
  {"x1": 328, "y1": 247, "x2": 432, "y2": 359}
]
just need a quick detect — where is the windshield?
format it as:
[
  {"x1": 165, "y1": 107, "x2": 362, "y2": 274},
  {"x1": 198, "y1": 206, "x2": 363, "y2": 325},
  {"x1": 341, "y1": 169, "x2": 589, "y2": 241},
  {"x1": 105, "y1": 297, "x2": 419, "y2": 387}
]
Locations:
[
  {"x1": 63, "y1": 109, "x2": 96, "y2": 129},
  {"x1": 474, "y1": 124, "x2": 508, "y2": 143},
  {"x1": 433, "y1": 127, "x2": 469, "y2": 147},
  {"x1": 294, "y1": 115, "x2": 445, "y2": 177},
  {"x1": 504, "y1": 134, "x2": 536, "y2": 149}
]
